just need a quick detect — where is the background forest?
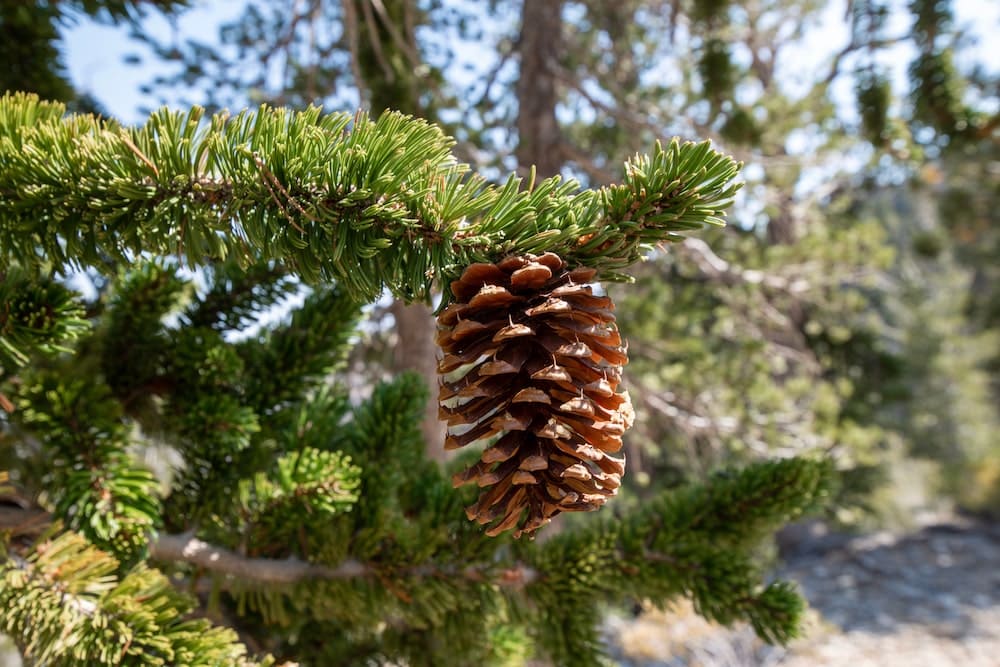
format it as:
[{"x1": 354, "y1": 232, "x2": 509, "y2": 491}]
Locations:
[
  {"x1": 53, "y1": 0, "x2": 994, "y2": 525},
  {"x1": 0, "y1": 0, "x2": 998, "y2": 665}
]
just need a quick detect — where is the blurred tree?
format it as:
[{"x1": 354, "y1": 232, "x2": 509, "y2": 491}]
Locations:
[
  {"x1": 458, "y1": 0, "x2": 1000, "y2": 520},
  {"x1": 0, "y1": 0, "x2": 185, "y2": 113},
  {"x1": 851, "y1": 0, "x2": 1000, "y2": 516}
]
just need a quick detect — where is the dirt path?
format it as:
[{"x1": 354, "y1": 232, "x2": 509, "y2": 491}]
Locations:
[{"x1": 605, "y1": 517, "x2": 1000, "y2": 666}]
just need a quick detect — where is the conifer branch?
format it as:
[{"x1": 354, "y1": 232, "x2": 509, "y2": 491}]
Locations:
[
  {"x1": 0, "y1": 267, "x2": 89, "y2": 371},
  {"x1": 0, "y1": 531, "x2": 276, "y2": 667},
  {"x1": 2, "y1": 456, "x2": 831, "y2": 663},
  {"x1": 0, "y1": 93, "x2": 741, "y2": 303},
  {"x1": 0, "y1": 508, "x2": 539, "y2": 589},
  {"x1": 151, "y1": 533, "x2": 366, "y2": 584},
  {"x1": 149, "y1": 533, "x2": 540, "y2": 588}
]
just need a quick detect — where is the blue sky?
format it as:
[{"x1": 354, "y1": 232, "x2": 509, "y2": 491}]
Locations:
[
  {"x1": 60, "y1": 1, "x2": 998, "y2": 125},
  {"x1": 62, "y1": 2, "x2": 245, "y2": 122}
]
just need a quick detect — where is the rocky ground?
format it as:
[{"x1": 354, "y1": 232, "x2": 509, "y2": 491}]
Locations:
[{"x1": 605, "y1": 516, "x2": 1000, "y2": 667}]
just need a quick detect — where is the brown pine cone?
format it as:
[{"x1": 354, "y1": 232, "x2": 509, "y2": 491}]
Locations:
[{"x1": 437, "y1": 252, "x2": 632, "y2": 538}]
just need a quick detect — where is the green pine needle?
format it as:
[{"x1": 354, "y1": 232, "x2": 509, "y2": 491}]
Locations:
[{"x1": 0, "y1": 92, "x2": 741, "y2": 303}]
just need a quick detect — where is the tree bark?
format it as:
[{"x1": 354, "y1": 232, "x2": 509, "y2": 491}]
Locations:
[
  {"x1": 390, "y1": 300, "x2": 447, "y2": 461},
  {"x1": 516, "y1": 0, "x2": 564, "y2": 178},
  {"x1": 766, "y1": 193, "x2": 799, "y2": 244},
  {"x1": 0, "y1": 504, "x2": 540, "y2": 588}
]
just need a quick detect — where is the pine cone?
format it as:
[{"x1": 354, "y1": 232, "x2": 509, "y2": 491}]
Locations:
[{"x1": 437, "y1": 252, "x2": 632, "y2": 538}]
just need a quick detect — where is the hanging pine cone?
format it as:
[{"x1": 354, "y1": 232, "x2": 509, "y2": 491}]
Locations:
[{"x1": 437, "y1": 252, "x2": 632, "y2": 538}]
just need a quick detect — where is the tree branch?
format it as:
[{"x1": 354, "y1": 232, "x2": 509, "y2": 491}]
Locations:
[
  {"x1": 678, "y1": 238, "x2": 810, "y2": 293},
  {"x1": 0, "y1": 503, "x2": 51, "y2": 539},
  {"x1": 156, "y1": 533, "x2": 540, "y2": 588},
  {"x1": 150, "y1": 533, "x2": 365, "y2": 583},
  {"x1": 0, "y1": 94, "x2": 741, "y2": 301},
  {"x1": 823, "y1": 35, "x2": 908, "y2": 85},
  {"x1": 0, "y1": 505, "x2": 539, "y2": 588}
]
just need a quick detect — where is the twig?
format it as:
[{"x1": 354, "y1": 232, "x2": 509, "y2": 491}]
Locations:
[
  {"x1": 119, "y1": 131, "x2": 159, "y2": 178},
  {"x1": 251, "y1": 152, "x2": 309, "y2": 234},
  {"x1": 823, "y1": 35, "x2": 908, "y2": 85},
  {"x1": 151, "y1": 532, "x2": 364, "y2": 584},
  {"x1": 359, "y1": 0, "x2": 395, "y2": 81},
  {"x1": 0, "y1": 504, "x2": 50, "y2": 538},
  {"x1": 561, "y1": 141, "x2": 619, "y2": 186},
  {"x1": 470, "y1": 39, "x2": 516, "y2": 110},
  {"x1": 678, "y1": 238, "x2": 810, "y2": 293},
  {"x1": 369, "y1": 0, "x2": 422, "y2": 70}
]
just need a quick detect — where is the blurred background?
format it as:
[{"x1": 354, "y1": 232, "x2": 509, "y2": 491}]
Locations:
[{"x1": 2, "y1": 0, "x2": 998, "y2": 664}]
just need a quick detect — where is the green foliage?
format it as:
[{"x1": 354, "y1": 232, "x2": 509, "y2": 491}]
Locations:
[
  {"x1": 13, "y1": 372, "x2": 160, "y2": 566},
  {"x1": 907, "y1": 0, "x2": 976, "y2": 141},
  {"x1": 614, "y1": 219, "x2": 895, "y2": 522},
  {"x1": 856, "y1": 69, "x2": 892, "y2": 146},
  {"x1": 101, "y1": 261, "x2": 188, "y2": 419},
  {"x1": 238, "y1": 448, "x2": 361, "y2": 553},
  {"x1": 184, "y1": 260, "x2": 297, "y2": 332},
  {"x1": 690, "y1": 0, "x2": 732, "y2": 25},
  {"x1": 526, "y1": 458, "x2": 832, "y2": 664},
  {"x1": 2, "y1": 248, "x2": 834, "y2": 665},
  {"x1": 698, "y1": 38, "x2": 736, "y2": 107},
  {"x1": 0, "y1": 93, "x2": 741, "y2": 300},
  {"x1": 0, "y1": 266, "x2": 89, "y2": 372},
  {"x1": 909, "y1": 50, "x2": 967, "y2": 135},
  {"x1": 875, "y1": 187, "x2": 1000, "y2": 514},
  {"x1": 0, "y1": 531, "x2": 271, "y2": 667},
  {"x1": 719, "y1": 107, "x2": 762, "y2": 146},
  {"x1": 236, "y1": 285, "x2": 361, "y2": 417}
]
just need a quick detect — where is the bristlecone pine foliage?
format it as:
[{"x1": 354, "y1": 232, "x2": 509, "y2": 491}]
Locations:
[{"x1": 437, "y1": 252, "x2": 633, "y2": 538}]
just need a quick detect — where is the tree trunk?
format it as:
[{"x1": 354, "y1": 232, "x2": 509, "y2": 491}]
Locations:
[
  {"x1": 766, "y1": 193, "x2": 799, "y2": 244},
  {"x1": 389, "y1": 300, "x2": 447, "y2": 461},
  {"x1": 516, "y1": 0, "x2": 564, "y2": 178}
]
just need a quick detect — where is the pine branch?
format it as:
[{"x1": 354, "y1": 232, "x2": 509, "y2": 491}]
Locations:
[
  {"x1": 0, "y1": 531, "x2": 277, "y2": 667},
  {"x1": 11, "y1": 372, "x2": 161, "y2": 565},
  {"x1": 184, "y1": 260, "x2": 297, "y2": 332},
  {"x1": 0, "y1": 504, "x2": 49, "y2": 540},
  {"x1": 100, "y1": 262, "x2": 187, "y2": 416},
  {"x1": 150, "y1": 533, "x2": 540, "y2": 588},
  {"x1": 152, "y1": 533, "x2": 368, "y2": 584},
  {"x1": 0, "y1": 266, "x2": 89, "y2": 372},
  {"x1": 237, "y1": 285, "x2": 361, "y2": 416},
  {"x1": 0, "y1": 93, "x2": 741, "y2": 302},
  {"x1": 0, "y1": 457, "x2": 831, "y2": 663},
  {"x1": 0, "y1": 460, "x2": 826, "y2": 598},
  {"x1": 0, "y1": 507, "x2": 538, "y2": 588},
  {"x1": 525, "y1": 458, "x2": 833, "y2": 662}
]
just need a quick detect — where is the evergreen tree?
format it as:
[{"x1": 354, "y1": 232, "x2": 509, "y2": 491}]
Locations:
[
  {"x1": 0, "y1": 93, "x2": 832, "y2": 665},
  {"x1": 0, "y1": 0, "x2": 184, "y2": 114}
]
